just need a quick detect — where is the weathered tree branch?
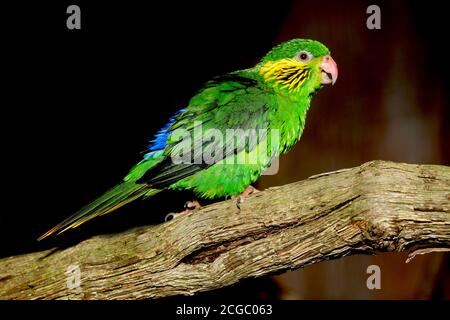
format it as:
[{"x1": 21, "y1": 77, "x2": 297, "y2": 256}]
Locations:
[{"x1": 0, "y1": 160, "x2": 449, "y2": 299}]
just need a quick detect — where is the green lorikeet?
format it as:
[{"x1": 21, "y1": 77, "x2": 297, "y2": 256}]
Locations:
[{"x1": 38, "y1": 38, "x2": 338, "y2": 240}]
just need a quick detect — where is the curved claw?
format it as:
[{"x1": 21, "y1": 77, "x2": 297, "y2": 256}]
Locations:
[
  {"x1": 236, "y1": 196, "x2": 244, "y2": 210},
  {"x1": 165, "y1": 210, "x2": 191, "y2": 221},
  {"x1": 235, "y1": 185, "x2": 260, "y2": 210},
  {"x1": 184, "y1": 200, "x2": 201, "y2": 210},
  {"x1": 165, "y1": 212, "x2": 178, "y2": 222},
  {"x1": 165, "y1": 199, "x2": 201, "y2": 222}
]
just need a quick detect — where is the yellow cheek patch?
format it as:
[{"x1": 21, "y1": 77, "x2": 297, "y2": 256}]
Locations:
[{"x1": 260, "y1": 58, "x2": 310, "y2": 93}]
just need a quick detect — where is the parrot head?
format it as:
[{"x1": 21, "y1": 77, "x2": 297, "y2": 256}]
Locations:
[{"x1": 259, "y1": 39, "x2": 338, "y2": 94}]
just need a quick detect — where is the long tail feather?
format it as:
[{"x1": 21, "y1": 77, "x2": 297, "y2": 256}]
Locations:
[{"x1": 37, "y1": 183, "x2": 155, "y2": 241}]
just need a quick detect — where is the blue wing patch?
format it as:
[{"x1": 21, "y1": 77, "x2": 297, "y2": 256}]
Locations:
[{"x1": 146, "y1": 108, "x2": 185, "y2": 154}]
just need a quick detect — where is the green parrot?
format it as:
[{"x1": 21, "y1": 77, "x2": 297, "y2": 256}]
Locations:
[{"x1": 38, "y1": 38, "x2": 338, "y2": 240}]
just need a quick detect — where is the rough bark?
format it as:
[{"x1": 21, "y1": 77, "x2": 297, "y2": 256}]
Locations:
[{"x1": 0, "y1": 160, "x2": 449, "y2": 300}]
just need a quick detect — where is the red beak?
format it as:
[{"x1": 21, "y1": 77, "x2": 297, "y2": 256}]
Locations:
[{"x1": 320, "y1": 55, "x2": 338, "y2": 85}]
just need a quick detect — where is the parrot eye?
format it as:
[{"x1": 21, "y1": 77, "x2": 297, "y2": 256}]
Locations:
[{"x1": 295, "y1": 51, "x2": 313, "y2": 63}]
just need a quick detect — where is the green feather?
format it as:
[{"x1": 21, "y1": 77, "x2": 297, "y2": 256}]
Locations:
[{"x1": 38, "y1": 39, "x2": 333, "y2": 240}]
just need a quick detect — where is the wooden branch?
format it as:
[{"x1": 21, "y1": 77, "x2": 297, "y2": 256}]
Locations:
[{"x1": 1, "y1": 160, "x2": 449, "y2": 300}]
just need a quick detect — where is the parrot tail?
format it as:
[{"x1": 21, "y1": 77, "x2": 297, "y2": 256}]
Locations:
[{"x1": 37, "y1": 183, "x2": 159, "y2": 241}]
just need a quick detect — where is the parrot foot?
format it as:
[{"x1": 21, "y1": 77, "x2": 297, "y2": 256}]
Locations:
[
  {"x1": 165, "y1": 200, "x2": 201, "y2": 221},
  {"x1": 235, "y1": 185, "x2": 260, "y2": 210}
]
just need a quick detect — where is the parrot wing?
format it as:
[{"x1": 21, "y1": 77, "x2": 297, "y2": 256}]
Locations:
[
  {"x1": 37, "y1": 72, "x2": 274, "y2": 240},
  {"x1": 137, "y1": 72, "x2": 275, "y2": 188}
]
